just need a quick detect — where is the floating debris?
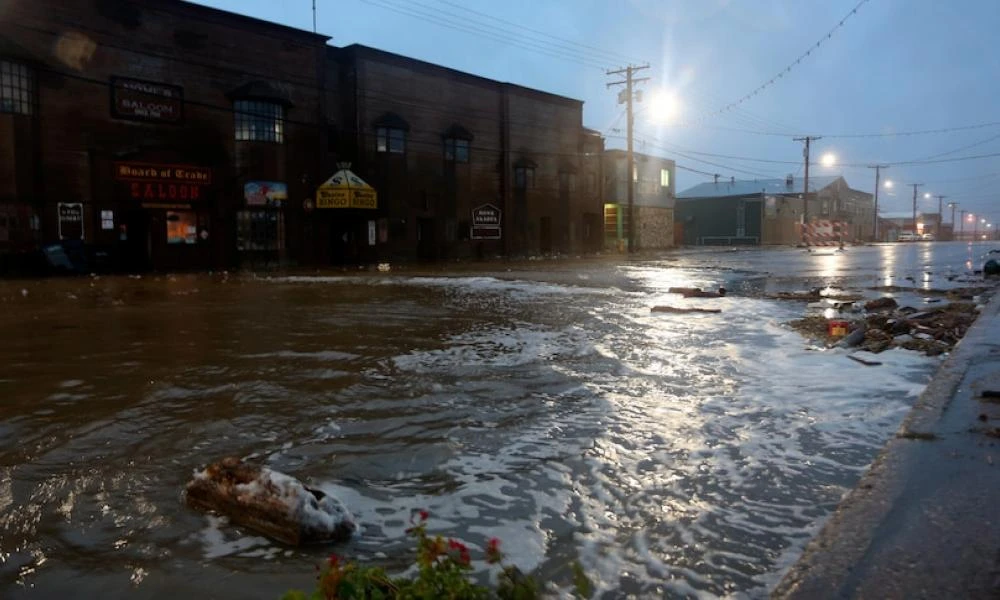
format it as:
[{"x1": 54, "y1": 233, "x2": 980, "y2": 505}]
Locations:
[
  {"x1": 651, "y1": 306, "x2": 721, "y2": 314},
  {"x1": 185, "y1": 457, "x2": 355, "y2": 546}
]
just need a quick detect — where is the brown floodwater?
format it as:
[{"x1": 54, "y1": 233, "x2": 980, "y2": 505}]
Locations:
[{"x1": 3, "y1": 245, "x2": 980, "y2": 598}]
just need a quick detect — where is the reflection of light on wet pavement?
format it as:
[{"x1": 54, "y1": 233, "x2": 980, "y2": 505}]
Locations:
[{"x1": 0, "y1": 245, "x2": 971, "y2": 597}]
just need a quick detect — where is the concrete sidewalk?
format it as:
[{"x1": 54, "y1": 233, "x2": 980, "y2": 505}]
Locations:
[{"x1": 773, "y1": 293, "x2": 1000, "y2": 599}]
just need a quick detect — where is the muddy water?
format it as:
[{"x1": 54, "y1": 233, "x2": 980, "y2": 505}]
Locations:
[{"x1": 0, "y1": 244, "x2": 986, "y2": 598}]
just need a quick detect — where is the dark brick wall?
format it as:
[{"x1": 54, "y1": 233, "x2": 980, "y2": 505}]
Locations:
[{"x1": 0, "y1": 0, "x2": 328, "y2": 268}]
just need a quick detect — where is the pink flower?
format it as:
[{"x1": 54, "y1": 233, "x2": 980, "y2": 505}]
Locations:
[{"x1": 418, "y1": 509, "x2": 429, "y2": 521}]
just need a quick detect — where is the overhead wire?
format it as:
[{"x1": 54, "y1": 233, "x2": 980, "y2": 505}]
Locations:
[
  {"x1": 689, "y1": 0, "x2": 871, "y2": 122},
  {"x1": 358, "y1": 0, "x2": 612, "y2": 70}
]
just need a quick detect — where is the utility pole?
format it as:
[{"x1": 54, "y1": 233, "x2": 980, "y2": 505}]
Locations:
[
  {"x1": 959, "y1": 209, "x2": 967, "y2": 240},
  {"x1": 935, "y1": 195, "x2": 946, "y2": 238},
  {"x1": 948, "y1": 202, "x2": 957, "y2": 241},
  {"x1": 909, "y1": 183, "x2": 923, "y2": 235},
  {"x1": 867, "y1": 164, "x2": 888, "y2": 242},
  {"x1": 607, "y1": 64, "x2": 650, "y2": 254},
  {"x1": 312, "y1": 0, "x2": 317, "y2": 32},
  {"x1": 794, "y1": 136, "x2": 820, "y2": 244}
]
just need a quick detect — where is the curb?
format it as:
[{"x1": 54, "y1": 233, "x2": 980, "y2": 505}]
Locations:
[{"x1": 772, "y1": 290, "x2": 1000, "y2": 599}]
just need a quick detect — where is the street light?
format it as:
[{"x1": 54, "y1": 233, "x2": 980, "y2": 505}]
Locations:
[
  {"x1": 884, "y1": 180, "x2": 894, "y2": 189},
  {"x1": 820, "y1": 153, "x2": 837, "y2": 167},
  {"x1": 646, "y1": 90, "x2": 682, "y2": 124}
]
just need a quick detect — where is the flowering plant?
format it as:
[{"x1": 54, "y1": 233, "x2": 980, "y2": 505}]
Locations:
[{"x1": 282, "y1": 510, "x2": 541, "y2": 599}]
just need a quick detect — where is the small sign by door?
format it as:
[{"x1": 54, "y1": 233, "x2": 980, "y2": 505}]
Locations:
[
  {"x1": 471, "y1": 203, "x2": 502, "y2": 240},
  {"x1": 58, "y1": 203, "x2": 84, "y2": 240}
]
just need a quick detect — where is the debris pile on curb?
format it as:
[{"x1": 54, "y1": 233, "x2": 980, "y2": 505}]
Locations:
[{"x1": 787, "y1": 301, "x2": 981, "y2": 356}]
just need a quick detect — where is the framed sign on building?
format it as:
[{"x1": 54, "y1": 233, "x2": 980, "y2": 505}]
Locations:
[
  {"x1": 110, "y1": 77, "x2": 184, "y2": 124},
  {"x1": 58, "y1": 203, "x2": 84, "y2": 240},
  {"x1": 471, "y1": 203, "x2": 502, "y2": 240}
]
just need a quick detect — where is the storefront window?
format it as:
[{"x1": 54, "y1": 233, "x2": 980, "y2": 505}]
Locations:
[
  {"x1": 166, "y1": 211, "x2": 198, "y2": 244},
  {"x1": 236, "y1": 210, "x2": 284, "y2": 251},
  {"x1": 0, "y1": 60, "x2": 34, "y2": 115}
]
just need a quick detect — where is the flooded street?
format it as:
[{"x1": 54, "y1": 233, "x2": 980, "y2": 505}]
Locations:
[{"x1": 1, "y1": 242, "x2": 992, "y2": 599}]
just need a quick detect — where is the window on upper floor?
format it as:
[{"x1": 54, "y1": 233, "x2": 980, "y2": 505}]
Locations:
[
  {"x1": 560, "y1": 172, "x2": 576, "y2": 193},
  {"x1": 376, "y1": 126, "x2": 406, "y2": 154},
  {"x1": 0, "y1": 60, "x2": 35, "y2": 116},
  {"x1": 514, "y1": 166, "x2": 535, "y2": 189},
  {"x1": 444, "y1": 138, "x2": 469, "y2": 163},
  {"x1": 660, "y1": 168, "x2": 670, "y2": 188},
  {"x1": 234, "y1": 100, "x2": 284, "y2": 143}
]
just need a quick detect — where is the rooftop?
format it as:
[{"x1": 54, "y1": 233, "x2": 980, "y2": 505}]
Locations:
[
  {"x1": 337, "y1": 44, "x2": 583, "y2": 107},
  {"x1": 678, "y1": 175, "x2": 845, "y2": 199}
]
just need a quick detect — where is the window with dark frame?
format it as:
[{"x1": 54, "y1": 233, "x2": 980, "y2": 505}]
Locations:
[
  {"x1": 514, "y1": 166, "x2": 535, "y2": 189},
  {"x1": 234, "y1": 100, "x2": 284, "y2": 143},
  {"x1": 376, "y1": 127, "x2": 406, "y2": 154},
  {"x1": 0, "y1": 60, "x2": 34, "y2": 116},
  {"x1": 444, "y1": 138, "x2": 470, "y2": 163}
]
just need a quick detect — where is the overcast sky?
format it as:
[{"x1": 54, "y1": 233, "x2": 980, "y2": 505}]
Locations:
[{"x1": 192, "y1": 0, "x2": 1000, "y2": 224}]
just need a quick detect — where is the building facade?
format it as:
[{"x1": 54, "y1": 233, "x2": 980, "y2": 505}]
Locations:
[
  {"x1": 0, "y1": 0, "x2": 604, "y2": 273},
  {"x1": 0, "y1": 0, "x2": 330, "y2": 272},
  {"x1": 602, "y1": 150, "x2": 675, "y2": 250},
  {"x1": 676, "y1": 175, "x2": 874, "y2": 246}
]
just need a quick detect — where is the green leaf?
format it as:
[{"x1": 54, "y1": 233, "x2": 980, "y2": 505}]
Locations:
[{"x1": 572, "y1": 561, "x2": 593, "y2": 599}]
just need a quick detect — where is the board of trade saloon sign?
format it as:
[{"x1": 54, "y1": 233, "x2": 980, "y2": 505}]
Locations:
[{"x1": 115, "y1": 162, "x2": 211, "y2": 201}]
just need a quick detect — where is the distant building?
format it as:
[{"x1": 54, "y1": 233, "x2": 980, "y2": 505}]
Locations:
[
  {"x1": 601, "y1": 150, "x2": 675, "y2": 250},
  {"x1": 881, "y1": 212, "x2": 955, "y2": 241},
  {"x1": 676, "y1": 175, "x2": 874, "y2": 246}
]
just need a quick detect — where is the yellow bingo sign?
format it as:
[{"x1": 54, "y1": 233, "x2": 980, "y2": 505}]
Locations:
[{"x1": 316, "y1": 169, "x2": 377, "y2": 209}]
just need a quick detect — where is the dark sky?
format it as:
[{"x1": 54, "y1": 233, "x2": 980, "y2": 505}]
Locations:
[{"x1": 193, "y1": 0, "x2": 1000, "y2": 225}]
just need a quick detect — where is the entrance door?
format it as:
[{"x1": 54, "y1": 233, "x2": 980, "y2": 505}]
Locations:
[
  {"x1": 122, "y1": 209, "x2": 151, "y2": 271},
  {"x1": 417, "y1": 218, "x2": 435, "y2": 261},
  {"x1": 539, "y1": 217, "x2": 553, "y2": 253}
]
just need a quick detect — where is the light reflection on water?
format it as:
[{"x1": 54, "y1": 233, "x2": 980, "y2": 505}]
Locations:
[{"x1": 0, "y1": 244, "x2": 982, "y2": 598}]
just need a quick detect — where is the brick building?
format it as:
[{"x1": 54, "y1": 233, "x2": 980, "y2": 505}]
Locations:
[
  {"x1": 602, "y1": 150, "x2": 676, "y2": 250},
  {"x1": 320, "y1": 45, "x2": 605, "y2": 264},
  {"x1": 0, "y1": 0, "x2": 605, "y2": 272},
  {"x1": 1, "y1": 0, "x2": 330, "y2": 272}
]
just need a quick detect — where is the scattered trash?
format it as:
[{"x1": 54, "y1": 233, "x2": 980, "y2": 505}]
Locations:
[
  {"x1": 787, "y1": 301, "x2": 982, "y2": 356},
  {"x1": 837, "y1": 325, "x2": 867, "y2": 348},
  {"x1": 20, "y1": 289, "x2": 28, "y2": 297},
  {"x1": 668, "y1": 287, "x2": 726, "y2": 298},
  {"x1": 650, "y1": 306, "x2": 722, "y2": 314},
  {"x1": 184, "y1": 457, "x2": 355, "y2": 546},
  {"x1": 864, "y1": 297, "x2": 898, "y2": 311},
  {"x1": 377, "y1": 263, "x2": 391, "y2": 272},
  {"x1": 847, "y1": 354, "x2": 882, "y2": 367},
  {"x1": 828, "y1": 319, "x2": 850, "y2": 337}
]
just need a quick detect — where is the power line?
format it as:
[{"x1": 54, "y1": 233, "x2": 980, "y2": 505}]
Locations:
[
  {"x1": 359, "y1": 0, "x2": 611, "y2": 70},
  {"x1": 672, "y1": 119, "x2": 1000, "y2": 139},
  {"x1": 431, "y1": 0, "x2": 644, "y2": 65},
  {"x1": 691, "y1": 0, "x2": 870, "y2": 121}
]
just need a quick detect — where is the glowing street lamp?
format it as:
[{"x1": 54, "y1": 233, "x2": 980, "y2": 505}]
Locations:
[
  {"x1": 820, "y1": 153, "x2": 837, "y2": 168},
  {"x1": 646, "y1": 90, "x2": 682, "y2": 124},
  {"x1": 884, "y1": 180, "x2": 894, "y2": 189}
]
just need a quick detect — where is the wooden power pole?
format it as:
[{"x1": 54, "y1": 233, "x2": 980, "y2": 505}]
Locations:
[
  {"x1": 867, "y1": 164, "x2": 888, "y2": 241},
  {"x1": 607, "y1": 65, "x2": 649, "y2": 254},
  {"x1": 794, "y1": 136, "x2": 821, "y2": 244}
]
